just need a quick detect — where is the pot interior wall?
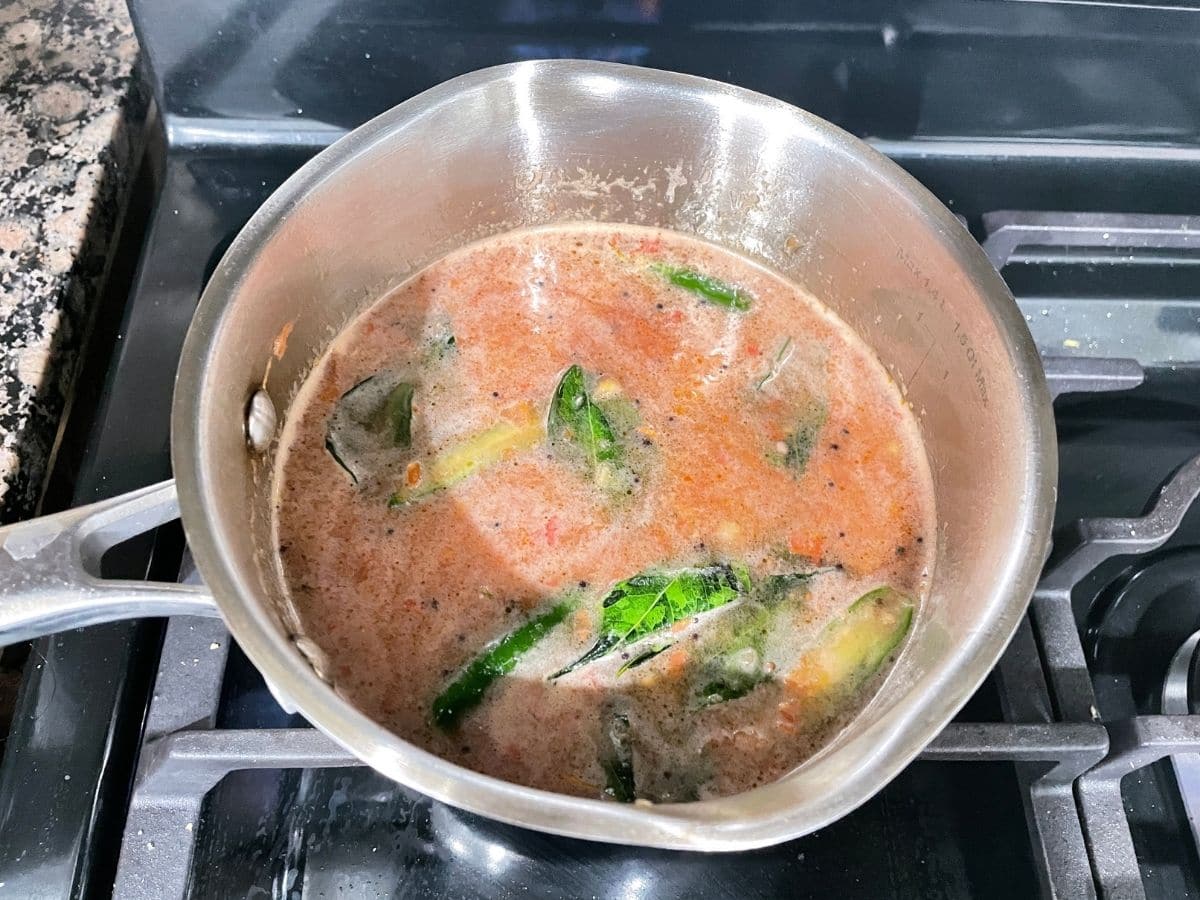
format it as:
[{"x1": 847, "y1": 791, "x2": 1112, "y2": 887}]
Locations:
[{"x1": 184, "y1": 63, "x2": 1048, "y2": 815}]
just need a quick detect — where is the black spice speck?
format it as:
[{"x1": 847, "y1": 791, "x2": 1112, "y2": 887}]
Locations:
[
  {"x1": 896, "y1": 546, "x2": 907, "y2": 556},
  {"x1": 430, "y1": 599, "x2": 439, "y2": 610},
  {"x1": 916, "y1": 536, "x2": 924, "y2": 544},
  {"x1": 830, "y1": 443, "x2": 839, "y2": 450},
  {"x1": 578, "y1": 580, "x2": 589, "y2": 588},
  {"x1": 492, "y1": 391, "x2": 499, "y2": 398}
]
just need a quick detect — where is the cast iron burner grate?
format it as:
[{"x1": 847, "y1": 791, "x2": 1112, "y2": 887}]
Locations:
[{"x1": 100, "y1": 212, "x2": 1200, "y2": 900}]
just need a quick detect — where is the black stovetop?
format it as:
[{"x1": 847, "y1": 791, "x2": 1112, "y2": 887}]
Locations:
[{"x1": 4, "y1": 3, "x2": 1200, "y2": 898}]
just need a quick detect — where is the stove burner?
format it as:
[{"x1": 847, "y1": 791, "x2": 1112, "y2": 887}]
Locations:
[
  {"x1": 1060, "y1": 455, "x2": 1200, "y2": 900},
  {"x1": 1085, "y1": 548, "x2": 1200, "y2": 719},
  {"x1": 1163, "y1": 631, "x2": 1200, "y2": 858}
]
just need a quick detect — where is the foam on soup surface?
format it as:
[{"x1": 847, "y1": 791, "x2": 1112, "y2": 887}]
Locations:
[{"x1": 273, "y1": 224, "x2": 935, "y2": 802}]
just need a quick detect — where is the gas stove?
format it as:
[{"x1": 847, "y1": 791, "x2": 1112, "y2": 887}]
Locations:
[{"x1": 3, "y1": 3, "x2": 1200, "y2": 898}]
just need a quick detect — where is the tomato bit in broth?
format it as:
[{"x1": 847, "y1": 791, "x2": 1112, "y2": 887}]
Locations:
[{"x1": 273, "y1": 223, "x2": 935, "y2": 802}]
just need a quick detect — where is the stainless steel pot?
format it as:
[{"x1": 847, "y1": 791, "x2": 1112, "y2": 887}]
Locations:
[{"x1": 0, "y1": 61, "x2": 1055, "y2": 850}]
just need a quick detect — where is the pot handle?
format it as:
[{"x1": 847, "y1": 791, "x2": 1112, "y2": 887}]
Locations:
[{"x1": 0, "y1": 480, "x2": 218, "y2": 645}]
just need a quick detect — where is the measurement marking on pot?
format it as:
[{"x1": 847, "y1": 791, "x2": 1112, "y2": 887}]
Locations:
[
  {"x1": 895, "y1": 246, "x2": 946, "y2": 310},
  {"x1": 953, "y1": 320, "x2": 989, "y2": 405},
  {"x1": 896, "y1": 246, "x2": 989, "y2": 406},
  {"x1": 907, "y1": 319, "x2": 939, "y2": 387}
]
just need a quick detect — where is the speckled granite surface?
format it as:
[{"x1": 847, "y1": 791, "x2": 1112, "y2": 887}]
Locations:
[{"x1": 0, "y1": 0, "x2": 149, "y2": 522}]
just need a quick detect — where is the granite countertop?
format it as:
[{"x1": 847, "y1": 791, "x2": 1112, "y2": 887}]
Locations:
[{"x1": 0, "y1": 0, "x2": 149, "y2": 523}]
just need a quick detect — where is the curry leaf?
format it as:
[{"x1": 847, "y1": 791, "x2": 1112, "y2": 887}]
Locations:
[
  {"x1": 650, "y1": 262, "x2": 752, "y2": 311},
  {"x1": 613, "y1": 575, "x2": 815, "y2": 685},
  {"x1": 551, "y1": 564, "x2": 748, "y2": 678},
  {"x1": 755, "y1": 337, "x2": 794, "y2": 391},
  {"x1": 378, "y1": 382, "x2": 415, "y2": 448},
  {"x1": 768, "y1": 401, "x2": 828, "y2": 475},
  {"x1": 324, "y1": 435, "x2": 358, "y2": 483},
  {"x1": 757, "y1": 571, "x2": 823, "y2": 608},
  {"x1": 698, "y1": 646, "x2": 767, "y2": 706},
  {"x1": 424, "y1": 330, "x2": 456, "y2": 363},
  {"x1": 432, "y1": 601, "x2": 571, "y2": 729},
  {"x1": 549, "y1": 365, "x2": 622, "y2": 473},
  {"x1": 326, "y1": 373, "x2": 416, "y2": 482},
  {"x1": 600, "y1": 710, "x2": 635, "y2": 802},
  {"x1": 694, "y1": 572, "x2": 818, "y2": 707},
  {"x1": 783, "y1": 422, "x2": 821, "y2": 471},
  {"x1": 615, "y1": 642, "x2": 672, "y2": 677}
]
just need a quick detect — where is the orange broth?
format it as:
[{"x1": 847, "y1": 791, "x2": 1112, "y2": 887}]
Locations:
[{"x1": 273, "y1": 224, "x2": 935, "y2": 801}]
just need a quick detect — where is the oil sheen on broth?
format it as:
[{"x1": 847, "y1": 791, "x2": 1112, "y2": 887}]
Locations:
[{"x1": 273, "y1": 224, "x2": 935, "y2": 802}]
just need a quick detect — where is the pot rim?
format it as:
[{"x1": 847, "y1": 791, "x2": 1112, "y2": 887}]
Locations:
[{"x1": 171, "y1": 59, "x2": 1057, "y2": 850}]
